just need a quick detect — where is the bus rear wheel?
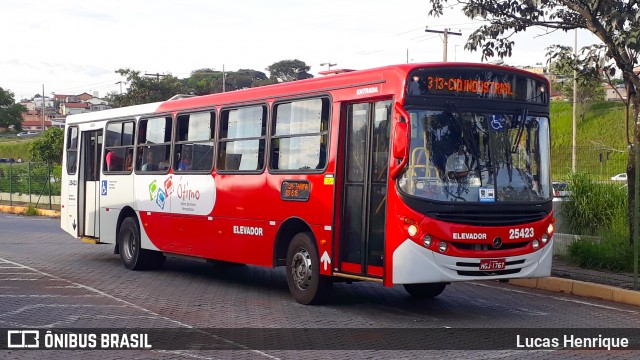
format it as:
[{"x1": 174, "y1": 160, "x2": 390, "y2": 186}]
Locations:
[
  {"x1": 286, "y1": 232, "x2": 330, "y2": 305},
  {"x1": 118, "y1": 217, "x2": 165, "y2": 270},
  {"x1": 403, "y1": 283, "x2": 447, "y2": 299}
]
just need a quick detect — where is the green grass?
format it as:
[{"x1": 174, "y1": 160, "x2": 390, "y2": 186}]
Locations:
[
  {"x1": 550, "y1": 101, "x2": 627, "y2": 181},
  {"x1": 0, "y1": 138, "x2": 34, "y2": 161},
  {"x1": 562, "y1": 172, "x2": 634, "y2": 272},
  {"x1": 23, "y1": 204, "x2": 38, "y2": 216}
]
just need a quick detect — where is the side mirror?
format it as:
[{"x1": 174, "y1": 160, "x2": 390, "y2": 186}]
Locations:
[{"x1": 392, "y1": 122, "x2": 408, "y2": 159}]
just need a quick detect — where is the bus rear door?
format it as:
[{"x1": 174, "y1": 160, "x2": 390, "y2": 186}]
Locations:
[
  {"x1": 339, "y1": 100, "x2": 391, "y2": 278},
  {"x1": 78, "y1": 130, "x2": 103, "y2": 239}
]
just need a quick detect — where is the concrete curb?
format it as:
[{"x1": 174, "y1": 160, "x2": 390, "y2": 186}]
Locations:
[
  {"x1": 0, "y1": 205, "x2": 60, "y2": 218},
  {"x1": 510, "y1": 277, "x2": 640, "y2": 307}
]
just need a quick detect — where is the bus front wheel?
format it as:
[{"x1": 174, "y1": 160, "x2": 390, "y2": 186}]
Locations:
[
  {"x1": 286, "y1": 232, "x2": 330, "y2": 305},
  {"x1": 118, "y1": 217, "x2": 165, "y2": 270},
  {"x1": 403, "y1": 283, "x2": 447, "y2": 299}
]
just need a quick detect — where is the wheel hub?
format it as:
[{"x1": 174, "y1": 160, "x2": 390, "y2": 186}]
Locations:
[
  {"x1": 291, "y1": 248, "x2": 312, "y2": 291},
  {"x1": 123, "y1": 230, "x2": 135, "y2": 260}
]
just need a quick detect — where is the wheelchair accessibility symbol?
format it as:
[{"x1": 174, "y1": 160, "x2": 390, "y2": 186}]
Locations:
[
  {"x1": 489, "y1": 114, "x2": 505, "y2": 131},
  {"x1": 101, "y1": 180, "x2": 108, "y2": 196}
]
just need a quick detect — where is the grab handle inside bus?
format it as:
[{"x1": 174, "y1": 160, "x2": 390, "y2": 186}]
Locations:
[{"x1": 390, "y1": 103, "x2": 410, "y2": 179}]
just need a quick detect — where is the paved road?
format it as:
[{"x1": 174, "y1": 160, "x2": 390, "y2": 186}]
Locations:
[{"x1": 0, "y1": 213, "x2": 639, "y2": 359}]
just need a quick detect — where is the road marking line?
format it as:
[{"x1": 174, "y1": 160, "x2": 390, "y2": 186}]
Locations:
[
  {"x1": 0, "y1": 295, "x2": 102, "y2": 298},
  {"x1": 0, "y1": 278, "x2": 40, "y2": 281},
  {"x1": 0, "y1": 256, "x2": 280, "y2": 360}
]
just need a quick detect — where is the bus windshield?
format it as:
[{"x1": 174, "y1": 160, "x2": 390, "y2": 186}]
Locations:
[{"x1": 398, "y1": 108, "x2": 551, "y2": 202}]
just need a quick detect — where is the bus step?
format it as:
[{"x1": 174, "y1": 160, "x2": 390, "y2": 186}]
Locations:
[
  {"x1": 332, "y1": 272, "x2": 383, "y2": 283},
  {"x1": 80, "y1": 237, "x2": 102, "y2": 244}
]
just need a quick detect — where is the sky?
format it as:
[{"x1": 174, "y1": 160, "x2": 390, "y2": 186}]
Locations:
[{"x1": 0, "y1": 0, "x2": 600, "y2": 102}]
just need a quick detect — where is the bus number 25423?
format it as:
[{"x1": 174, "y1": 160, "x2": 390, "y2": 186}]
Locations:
[{"x1": 509, "y1": 227, "x2": 534, "y2": 239}]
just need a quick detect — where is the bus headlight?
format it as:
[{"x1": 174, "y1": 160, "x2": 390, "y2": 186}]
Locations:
[
  {"x1": 423, "y1": 235, "x2": 432, "y2": 247},
  {"x1": 532, "y1": 239, "x2": 540, "y2": 250},
  {"x1": 541, "y1": 233, "x2": 549, "y2": 244},
  {"x1": 547, "y1": 223, "x2": 554, "y2": 235},
  {"x1": 408, "y1": 225, "x2": 418, "y2": 237},
  {"x1": 438, "y1": 241, "x2": 448, "y2": 253}
]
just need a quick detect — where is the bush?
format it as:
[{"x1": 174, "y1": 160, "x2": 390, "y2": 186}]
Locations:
[
  {"x1": 564, "y1": 172, "x2": 634, "y2": 271},
  {"x1": 562, "y1": 172, "x2": 627, "y2": 235},
  {"x1": 568, "y1": 208, "x2": 632, "y2": 271},
  {"x1": 24, "y1": 204, "x2": 38, "y2": 216}
]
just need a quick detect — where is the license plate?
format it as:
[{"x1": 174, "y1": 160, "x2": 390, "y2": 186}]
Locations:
[{"x1": 479, "y1": 258, "x2": 506, "y2": 271}]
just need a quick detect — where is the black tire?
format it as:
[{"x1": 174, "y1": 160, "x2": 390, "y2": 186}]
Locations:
[
  {"x1": 286, "y1": 232, "x2": 331, "y2": 305},
  {"x1": 403, "y1": 283, "x2": 447, "y2": 299},
  {"x1": 118, "y1": 217, "x2": 165, "y2": 270}
]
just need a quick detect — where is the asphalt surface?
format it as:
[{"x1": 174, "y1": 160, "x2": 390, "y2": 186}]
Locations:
[{"x1": 0, "y1": 213, "x2": 639, "y2": 359}]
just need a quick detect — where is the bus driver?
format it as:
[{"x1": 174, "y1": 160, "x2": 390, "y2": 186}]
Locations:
[{"x1": 445, "y1": 144, "x2": 470, "y2": 180}]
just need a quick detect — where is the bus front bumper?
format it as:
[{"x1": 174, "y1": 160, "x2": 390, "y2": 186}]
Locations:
[{"x1": 392, "y1": 238, "x2": 553, "y2": 284}]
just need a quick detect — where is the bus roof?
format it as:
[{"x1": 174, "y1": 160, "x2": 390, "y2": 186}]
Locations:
[{"x1": 65, "y1": 62, "x2": 548, "y2": 125}]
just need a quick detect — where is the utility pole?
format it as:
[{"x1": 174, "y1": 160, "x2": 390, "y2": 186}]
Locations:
[
  {"x1": 572, "y1": 29, "x2": 578, "y2": 173},
  {"x1": 115, "y1": 81, "x2": 125, "y2": 95},
  {"x1": 320, "y1": 62, "x2": 337, "y2": 70},
  {"x1": 41, "y1": 84, "x2": 45, "y2": 131},
  {"x1": 222, "y1": 64, "x2": 226, "y2": 93},
  {"x1": 425, "y1": 27, "x2": 462, "y2": 62},
  {"x1": 144, "y1": 73, "x2": 168, "y2": 81}
]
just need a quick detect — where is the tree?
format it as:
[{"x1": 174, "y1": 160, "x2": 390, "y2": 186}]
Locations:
[
  {"x1": 114, "y1": 68, "x2": 187, "y2": 107},
  {"x1": 28, "y1": 127, "x2": 64, "y2": 164},
  {"x1": 266, "y1": 59, "x2": 314, "y2": 82},
  {"x1": 0, "y1": 87, "x2": 27, "y2": 131},
  {"x1": 184, "y1": 68, "x2": 223, "y2": 95},
  {"x1": 428, "y1": 0, "x2": 640, "y2": 241}
]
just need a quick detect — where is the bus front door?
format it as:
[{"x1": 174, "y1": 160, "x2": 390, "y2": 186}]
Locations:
[
  {"x1": 78, "y1": 130, "x2": 103, "y2": 239},
  {"x1": 339, "y1": 100, "x2": 391, "y2": 278}
]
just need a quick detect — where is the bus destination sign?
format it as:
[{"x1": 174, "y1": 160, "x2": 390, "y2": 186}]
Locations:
[
  {"x1": 426, "y1": 76, "x2": 513, "y2": 96},
  {"x1": 281, "y1": 180, "x2": 310, "y2": 201},
  {"x1": 407, "y1": 67, "x2": 548, "y2": 104}
]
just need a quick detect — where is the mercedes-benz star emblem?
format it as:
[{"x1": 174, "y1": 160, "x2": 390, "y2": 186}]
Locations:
[{"x1": 492, "y1": 236, "x2": 503, "y2": 249}]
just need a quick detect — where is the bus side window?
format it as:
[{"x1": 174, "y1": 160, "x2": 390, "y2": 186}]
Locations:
[
  {"x1": 269, "y1": 97, "x2": 330, "y2": 171},
  {"x1": 66, "y1": 126, "x2": 79, "y2": 174},
  {"x1": 104, "y1": 121, "x2": 135, "y2": 173},
  {"x1": 217, "y1": 105, "x2": 266, "y2": 172},
  {"x1": 137, "y1": 116, "x2": 172, "y2": 173},
  {"x1": 174, "y1": 111, "x2": 215, "y2": 172}
]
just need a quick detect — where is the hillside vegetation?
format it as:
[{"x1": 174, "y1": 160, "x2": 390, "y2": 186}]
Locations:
[{"x1": 550, "y1": 101, "x2": 627, "y2": 180}]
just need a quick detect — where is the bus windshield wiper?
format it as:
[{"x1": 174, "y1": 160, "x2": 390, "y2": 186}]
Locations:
[{"x1": 511, "y1": 107, "x2": 528, "y2": 153}]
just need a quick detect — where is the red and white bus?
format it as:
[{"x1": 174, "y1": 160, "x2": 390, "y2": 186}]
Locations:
[{"x1": 61, "y1": 63, "x2": 554, "y2": 304}]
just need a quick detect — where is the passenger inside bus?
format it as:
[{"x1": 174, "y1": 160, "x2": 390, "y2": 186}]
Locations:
[
  {"x1": 141, "y1": 150, "x2": 156, "y2": 171},
  {"x1": 105, "y1": 150, "x2": 122, "y2": 171},
  {"x1": 178, "y1": 155, "x2": 191, "y2": 171},
  {"x1": 124, "y1": 150, "x2": 133, "y2": 171},
  {"x1": 158, "y1": 154, "x2": 170, "y2": 170}
]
